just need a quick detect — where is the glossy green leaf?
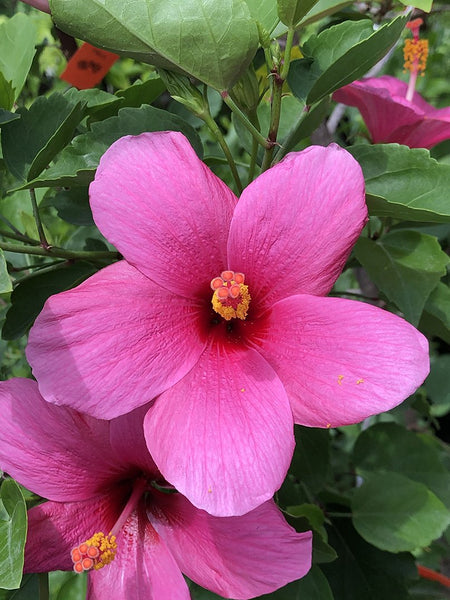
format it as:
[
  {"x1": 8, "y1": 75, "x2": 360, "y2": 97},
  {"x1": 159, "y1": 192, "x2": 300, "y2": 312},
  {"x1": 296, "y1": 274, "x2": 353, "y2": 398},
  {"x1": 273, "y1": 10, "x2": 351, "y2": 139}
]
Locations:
[
  {"x1": 420, "y1": 282, "x2": 450, "y2": 344},
  {"x1": 49, "y1": 0, "x2": 259, "y2": 91},
  {"x1": 2, "y1": 93, "x2": 86, "y2": 182},
  {"x1": 0, "y1": 250, "x2": 12, "y2": 294},
  {"x1": 0, "y1": 14, "x2": 38, "y2": 109},
  {"x1": 0, "y1": 479, "x2": 27, "y2": 590},
  {"x1": 353, "y1": 423, "x2": 450, "y2": 508},
  {"x1": 354, "y1": 231, "x2": 448, "y2": 324},
  {"x1": 49, "y1": 571, "x2": 87, "y2": 600},
  {"x1": 350, "y1": 145, "x2": 450, "y2": 222},
  {"x1": 44, "y1": 187, "x2": 94, "y2": 226},
  {"x1": 277, "y1": 0, "x2": 320, "y2": 26},
  {"x1": 276, "y1": 96, "x2": 330, "y2": 157},
  {"x1": 0, "y1": 574, "x2": 38, "y2": 599},
  {"x1": 288, "y1": 16, "x2": 406, "y2": 105},
  {"x1": 298, "y1": 0, "x2": 353, "y2": 26},
  {"x1": 322, "y1": 519, "x2": 416, "y2": 600},
  {"x1": 352, "y1": 472, "x2": 450, "y2": 552},
  {"x1": 18, "y1": 104, "x2": 203, "y2": 190},
  {"x1": 258, "y1": 566, "x2": 334, "y2": 599},
  {"x1": 0, "y1": 74, "x2": 15, "y2": 113},
  {"x1": 2, "y1": 262, "x2": 98, "y2": 340}
]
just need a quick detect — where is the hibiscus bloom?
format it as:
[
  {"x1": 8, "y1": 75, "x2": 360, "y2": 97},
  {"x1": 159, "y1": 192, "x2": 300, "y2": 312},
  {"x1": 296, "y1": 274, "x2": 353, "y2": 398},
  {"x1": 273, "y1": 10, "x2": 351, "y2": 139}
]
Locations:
[
  {"x1": 0, "y1": 378, "x2": 312, "y2": 600},
  {"x1": 27, "y1": 131, "x2": 429, "y2": 516},
  {"x1": 332, "y1": 75, "x2": 450, "y2": 149}
]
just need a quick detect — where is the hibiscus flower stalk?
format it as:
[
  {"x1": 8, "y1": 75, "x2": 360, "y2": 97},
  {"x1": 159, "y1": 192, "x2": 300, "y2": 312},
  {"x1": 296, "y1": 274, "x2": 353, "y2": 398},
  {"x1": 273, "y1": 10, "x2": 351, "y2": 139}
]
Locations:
[
  {"x1": 0, "y1": 239, "x2": 119, "y2": 261},
  {"x1": 403, "y1": 18, "x2": 429, "y2": 102}
]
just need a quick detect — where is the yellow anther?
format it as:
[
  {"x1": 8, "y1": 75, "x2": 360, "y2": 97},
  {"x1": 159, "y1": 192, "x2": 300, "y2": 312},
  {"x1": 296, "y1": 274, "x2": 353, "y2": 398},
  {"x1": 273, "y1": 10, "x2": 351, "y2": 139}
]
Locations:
[
  {"x1": 403, "y1": 38, "x2": 428, "y2": 74},
  {"x1": 337, "y1": 375, "x2": 344, "y2": 385},
  {"x1": 356, "y1": 378, "x2": 364, "y2": 385}
]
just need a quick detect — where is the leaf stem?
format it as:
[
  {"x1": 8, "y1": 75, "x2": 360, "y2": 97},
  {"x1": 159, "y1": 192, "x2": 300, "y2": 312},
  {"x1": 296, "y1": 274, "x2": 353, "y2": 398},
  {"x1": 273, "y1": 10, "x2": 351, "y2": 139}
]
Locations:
[
  {"x1": 0, "y1": 241, "x2": 119, "y2": 261},
  {"x1": 0, "y1": 229, "x2": 41, "y2": 245},
  {"x1": 30, "y1": 188, "x2": 50, "y2": 250},
  {"x1": 201, "y1": 109, "x2": 243, "y2": 194},
  {"x1": 221, "y1": 92, "x2": 270, "y2": 149}
]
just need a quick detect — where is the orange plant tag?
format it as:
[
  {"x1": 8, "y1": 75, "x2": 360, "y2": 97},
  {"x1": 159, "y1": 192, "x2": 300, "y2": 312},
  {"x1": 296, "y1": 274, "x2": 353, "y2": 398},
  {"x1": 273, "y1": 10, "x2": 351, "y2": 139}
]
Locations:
[{"x1": 61, "y1": 43, "x2": 119, "y2": 89}]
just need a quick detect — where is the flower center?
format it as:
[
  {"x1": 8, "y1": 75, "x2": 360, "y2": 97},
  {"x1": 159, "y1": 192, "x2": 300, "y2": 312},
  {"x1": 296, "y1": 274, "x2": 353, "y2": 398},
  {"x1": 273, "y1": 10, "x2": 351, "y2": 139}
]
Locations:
[
  {"x1": 210, "y1": 270, "x2": 251, "y2": 321},
  {"x1": 403, "y1": 18, "x2": 429, "y2": 102},
  {"x1": 71, "y1": 477, "x2": 147, "y2": 574}
]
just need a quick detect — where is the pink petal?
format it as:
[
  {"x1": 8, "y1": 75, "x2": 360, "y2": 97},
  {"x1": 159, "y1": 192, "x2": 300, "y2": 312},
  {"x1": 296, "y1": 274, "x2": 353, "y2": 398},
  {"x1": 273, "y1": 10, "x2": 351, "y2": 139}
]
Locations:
[
  {"x1": 254, "y1": 295, "x2": 429, "y2": 427},
  {"x1": 0, "y1": 379, "x2": 120, "y2": 501},
  {"x1": 144, "y1": 343, "x2": 294, "y2": 516},
  {"x1": 227, "y1": 145, "x2": 367, "y2": 310},
  {"x1": 89, "y1": 131, "x2": 238, "y2": 299},
  {"x1": 109, "y1": 406, "x2": 160, "y2": 476},
  {"x1": 88, "y1": 505, "x2": 190, "y2": 600},
  {"x1": 25, "y1": 491, "x2": 124, "y2": 573},
  {"x1": 149, "y1": 494, "x2": 312, "y2": 599},
  {"x1": 26, "y1": 261, "x2": 206, "y2": 419},
  {"x1": 392, "y1": 109, "x2": 450, "y2": 149}
]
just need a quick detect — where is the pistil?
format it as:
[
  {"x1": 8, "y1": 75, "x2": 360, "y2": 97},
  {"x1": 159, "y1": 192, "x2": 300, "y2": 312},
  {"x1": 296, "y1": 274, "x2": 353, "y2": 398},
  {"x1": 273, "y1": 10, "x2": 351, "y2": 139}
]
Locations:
[
  {"x1": 403, "y1": 18, "x2": 429, "y2": 102},
  {"x1": 71, "y1": 477, "x2": 147, "y2": 573}
]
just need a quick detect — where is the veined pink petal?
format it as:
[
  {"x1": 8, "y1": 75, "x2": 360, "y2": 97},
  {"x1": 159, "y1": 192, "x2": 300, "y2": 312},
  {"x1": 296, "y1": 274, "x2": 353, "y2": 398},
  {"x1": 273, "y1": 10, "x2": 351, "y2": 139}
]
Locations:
[
  {"x1": 89, "y1": 132, "x2": 238, "y2": 299},
  {"x1": 109, "y1": 406, "x2": 160, "y2": 476},
  {"x1": 392, "y1": 110, "x2": 450, "y2": 149},
  {"x1": 144, "y1": 342, "x2": 294, "y2": 516},
  {"x1": 25, "y1": 491, "x2": 124, "y2": 573},
  {"x1": 227, "y1": 145, "x2": 367, "y2": 309},
  {"x1": 0, "y1": 379, "x2": 121, "y2": 501},
  {"x1": 88, "y1": 506, "x2": 190, "y2": 600},
  {"x1": 149, "y1": 494, "x2": 312, "y2": 599},
  {"x1": 26, "y1": 261, "x2": 206, "y2": 419},
  {"x1": 253, "y1": 295, "x2": 429, "y2": 427}
]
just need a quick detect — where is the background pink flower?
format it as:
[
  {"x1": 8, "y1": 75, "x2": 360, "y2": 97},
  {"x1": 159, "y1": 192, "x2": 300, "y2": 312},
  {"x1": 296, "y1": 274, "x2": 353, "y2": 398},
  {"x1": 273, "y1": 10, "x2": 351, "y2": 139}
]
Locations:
[
  {"x1": 0, "y1": 378, "x2": 312, "y2": 600},
  {"x1": 26, "y1": 131, "x2": 429, "y2": 516},
  {"x1": 333, "y1": 75, "x2": 450, "y2": 149}
]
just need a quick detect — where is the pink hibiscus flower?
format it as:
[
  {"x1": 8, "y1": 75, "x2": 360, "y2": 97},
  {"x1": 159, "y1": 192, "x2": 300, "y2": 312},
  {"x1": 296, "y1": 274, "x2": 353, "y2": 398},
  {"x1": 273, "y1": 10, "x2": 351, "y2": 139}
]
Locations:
[
  {"x1": 332, "y1": 75, "x2": 450, "y2": 149},
  {"x1": 0, "y1": 378, "x2": 312, "y2": 600},
  {"x1": 26, "y1": 131, "x2": 429, "y2": 516},
  {"x1": 333, "y1": 20, "x2": 450, "y2": 149}
]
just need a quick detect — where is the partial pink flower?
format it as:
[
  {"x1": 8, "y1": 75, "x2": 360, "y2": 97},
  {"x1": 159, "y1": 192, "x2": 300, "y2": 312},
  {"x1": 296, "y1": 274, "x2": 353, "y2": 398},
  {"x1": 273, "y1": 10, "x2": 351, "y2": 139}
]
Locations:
[
  {"x1": 0, "y1": 378, "x2": 312, "y2": 600},
  {"x1": 26, "y1": 131, "x2": 429, "y2": 516},
  {"x1": 19, "y1": 0, "x2": 50, "y2": 13},
  {"x1": 333, "y1": 75, "x2": 450, "y2": 149}
]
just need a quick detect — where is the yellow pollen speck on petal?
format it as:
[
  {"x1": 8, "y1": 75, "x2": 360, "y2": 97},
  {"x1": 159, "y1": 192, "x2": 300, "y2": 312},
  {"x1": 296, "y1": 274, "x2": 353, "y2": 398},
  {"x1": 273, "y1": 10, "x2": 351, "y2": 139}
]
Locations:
[
  {"x1": 356, "y1": 378, "x2": 364, "y2": 385},
  {"x1": 241, "y1": 388, "x2": 245, "y2": 392},
  {"x1": 71, "y1": 532, "x2": 117, "y2": 573},
  {"x1": 211, "y1": 271, "x2": 251, "y2": 321},
  {"x1": 326, "y1": 423, "x2": 331, "y2": 429},
  {"x1": 337, "y1": 375, "x2": 344, "y2": 385}
]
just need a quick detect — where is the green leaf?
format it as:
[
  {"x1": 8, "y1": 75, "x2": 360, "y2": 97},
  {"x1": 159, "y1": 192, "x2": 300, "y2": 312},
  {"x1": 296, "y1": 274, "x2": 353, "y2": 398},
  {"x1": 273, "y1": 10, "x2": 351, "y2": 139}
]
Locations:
[
  {"x1": 258, "y1": 566, "x2": 334, "y2": 599},
  {"x1": 0, "y1": 108, "x2": 20, "y2": 126},
  {"x1": 424, "y1": 354, "x2": 450, "y2": 417},
  {"x1": 1, "y1": 93, "x2": 86, "y2": 182},
  {"x1": 350, "y1": 144, "x2": 450, "y2": 222},
  {"x1": 291, "y1": 426, "x2": 330, "y2": 494},
  {"x1": 352, "y1": 472, "x2": 450, "y2": 552},
  {"x1": 322, "y1": 519, "x2": 417, "y2": 600},
  {"x1": 2, "y1": 262, "x2": 98, "y2": 340},
  {"x1": 49, "y1": 571, "x2": 87, "y2": 600},
  {"x1": 277, "y1": 0, "x2": 320, "y2": 26},
  {"x1": 0, "y1": 479, "x2": 27, "y2": 590},
  {"x1": 44, "y1": 187, "x2": 94, "y2": 226},
  {"x1": 244, "y1": 0, "x2": 279, "y2": 33},
  {"x1": 0, "y1": 574, "x2": 38, "y2": 600},
  {"x1": 353, "y1": 423, "x2": 450, "y2": 508},
  {"x1": 420, "y1": 282, "x2": 450, "y2": 344},
  {"x1": 0, "y1": 74, "x2": 15, "y2": 113},
  {"x1": 0, "y1": 250, "x2": 12, "y2": 294},
  {"x1": 298, "y1": 0, "x2": 353, "y2": 26},
  {"x1": 354, "y1": 231, "x2": 448, "y2": 325},
  {"x1": 19, "y1": 104, "x2": 203, "y2": 190},
  {"x1": 49, "y1": 0, "x2": 259, "y2": 91},
  {"x1": 288, "y1": 16, "x2": 407, "y2": 105},
  {"x1": 0, "y1": 14, "x2": 38, "y2": 109},
  {"x1": 277, "y1": 96, "x2": 330, "y2": 156},
  {"x1": 397, "y1": 0, "x2": 432, "y2": 13}
]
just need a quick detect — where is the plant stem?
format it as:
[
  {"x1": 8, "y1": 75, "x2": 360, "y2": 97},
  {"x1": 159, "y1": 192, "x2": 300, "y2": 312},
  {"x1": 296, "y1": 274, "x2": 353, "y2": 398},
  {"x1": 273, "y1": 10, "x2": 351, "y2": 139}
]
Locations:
[
  {"x1": 0, "y1": 241, "x2": 119, "y2": 261},
  {"x1": 202, "y1": 111, "x2": 243, "y2": 194},
  {"x1": 0, "y1": 228, "x2": 41, "y2": 245},
  {"x1": 30, "y1": 188, "x2": 50, "y2": 249},
  {"x1": 221, "y1": 92, "x2": 270, "y2": 149},
  {"x1": 261, "y1": 27, "x2": 296, "y2": 172}
]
